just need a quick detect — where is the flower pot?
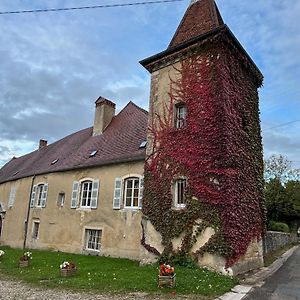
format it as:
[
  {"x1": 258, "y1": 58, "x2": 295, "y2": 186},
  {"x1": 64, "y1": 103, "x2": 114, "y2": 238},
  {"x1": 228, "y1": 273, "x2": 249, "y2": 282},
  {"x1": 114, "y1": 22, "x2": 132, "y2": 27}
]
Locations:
[
  {"x1": 60, "y1": 268, "x2": 77, "y2": 277},
  {"x1": 19, "y1": 260, "x2": 29, "y2": 268},
  {"x1": 158, "y1": 273, "x2": 176, "y2": 288}
]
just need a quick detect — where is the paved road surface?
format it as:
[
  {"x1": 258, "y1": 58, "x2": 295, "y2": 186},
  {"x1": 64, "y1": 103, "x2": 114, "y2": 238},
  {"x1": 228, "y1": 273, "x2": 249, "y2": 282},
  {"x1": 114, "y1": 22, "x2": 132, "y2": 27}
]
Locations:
[{"x1": 244, "y1": 246, "x2": 300, "y2": 300}]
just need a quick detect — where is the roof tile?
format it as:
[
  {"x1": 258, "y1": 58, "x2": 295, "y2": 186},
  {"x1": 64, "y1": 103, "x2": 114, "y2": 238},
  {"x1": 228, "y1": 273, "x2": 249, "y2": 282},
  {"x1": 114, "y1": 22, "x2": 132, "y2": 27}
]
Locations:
[{"x1": 0, "y1": 102, "x2": 148, "y2": 183}]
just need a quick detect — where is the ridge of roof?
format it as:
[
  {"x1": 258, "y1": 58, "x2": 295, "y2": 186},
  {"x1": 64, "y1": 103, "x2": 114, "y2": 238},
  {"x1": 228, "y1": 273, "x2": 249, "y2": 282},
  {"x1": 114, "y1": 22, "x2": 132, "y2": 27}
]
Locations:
[
  {"x1": 168, "y1": 0, "x2": 224, "y2": 49},
  {"x1": 0, "y1": 101, "x2": 148, "y2": 184}
]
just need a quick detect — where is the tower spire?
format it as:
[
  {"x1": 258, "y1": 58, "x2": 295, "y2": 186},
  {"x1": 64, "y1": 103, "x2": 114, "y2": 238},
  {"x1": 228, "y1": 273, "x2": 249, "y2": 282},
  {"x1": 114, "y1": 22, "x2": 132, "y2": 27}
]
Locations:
[{"x1": 168, "y1": 0, "x2": 224, "y2": 49}]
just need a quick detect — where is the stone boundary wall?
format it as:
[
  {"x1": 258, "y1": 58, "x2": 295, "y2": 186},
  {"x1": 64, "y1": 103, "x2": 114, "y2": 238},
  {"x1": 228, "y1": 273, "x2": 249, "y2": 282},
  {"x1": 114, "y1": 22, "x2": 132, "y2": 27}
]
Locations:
[{"x1": 263, "y1": 231, "x2": 298, "y2": 256}]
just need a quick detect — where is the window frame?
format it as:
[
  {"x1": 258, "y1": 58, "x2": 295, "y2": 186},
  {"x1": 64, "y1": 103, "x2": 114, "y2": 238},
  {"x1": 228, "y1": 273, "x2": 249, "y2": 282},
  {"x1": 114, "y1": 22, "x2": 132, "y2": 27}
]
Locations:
[
  {"x1": 57, "y1": 192, "x2": 65, "y2": 207},
  {"x1": 36, "y1": 184, "x2": 44, "y2": 207},
  {"x1": 85, "y1": 228, "x2": 102, "y2": 252},
  {"x1": 32, "y1": 221, "x2": 40, "y2": 240},
  {"x1": 175, "y1": 103, "x2": 187, "y2": 129},
  {"x1": 123, "y1": 177, "x2": 141, "y2": 209},
  {"x1": 80, "y1": 180, "x2": 93, "y2": 208},
  {"x1": 113, "y1": 174, "x2": 143, "y2": 210},
  {"x1": 173, "y1": 177, "x2": 187, "y2": 208}
]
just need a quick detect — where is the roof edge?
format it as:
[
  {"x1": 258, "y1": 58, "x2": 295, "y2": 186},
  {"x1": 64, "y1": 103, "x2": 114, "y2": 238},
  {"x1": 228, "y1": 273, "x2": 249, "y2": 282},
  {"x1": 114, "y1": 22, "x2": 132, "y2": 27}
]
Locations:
[
  {"x1": 0, "y1": 154, "x2": 145, "y2": 185},
  {"x1": 140, "y1": 25, "x2": 262, "y2": 80}
]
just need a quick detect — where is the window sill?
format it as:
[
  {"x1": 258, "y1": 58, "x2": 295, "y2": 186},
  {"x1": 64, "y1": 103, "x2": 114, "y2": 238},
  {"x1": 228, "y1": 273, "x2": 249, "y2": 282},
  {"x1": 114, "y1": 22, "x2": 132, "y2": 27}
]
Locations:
[
  {"x1": 77, "y1": 207, "x2": 92, "y2": 211},
  {"x1": 122, "y1": 207, "x2": 142, "y2": 211},
  {"x1": 172, "y1": 206, "x2": 186, "y2": 210},
  {"x1": 83, "y1": 249, "x2": 101, "y2": 255}
]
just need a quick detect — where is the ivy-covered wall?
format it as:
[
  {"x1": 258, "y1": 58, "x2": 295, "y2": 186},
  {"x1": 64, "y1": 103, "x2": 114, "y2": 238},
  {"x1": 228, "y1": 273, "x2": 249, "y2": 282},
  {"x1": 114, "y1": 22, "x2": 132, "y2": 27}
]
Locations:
[{"x1": 142, "y1": 37, "x2": 265, "y2": 268}]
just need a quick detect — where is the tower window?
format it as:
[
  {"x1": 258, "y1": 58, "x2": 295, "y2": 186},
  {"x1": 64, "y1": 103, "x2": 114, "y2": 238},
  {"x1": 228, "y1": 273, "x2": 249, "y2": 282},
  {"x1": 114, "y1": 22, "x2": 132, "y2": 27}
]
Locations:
[
  {"x1": 173, "y1": 178, "x2": 187, "y2": 208},
  {"x1": 175, "y1": 103, "x2": 187, "y2": 128}
]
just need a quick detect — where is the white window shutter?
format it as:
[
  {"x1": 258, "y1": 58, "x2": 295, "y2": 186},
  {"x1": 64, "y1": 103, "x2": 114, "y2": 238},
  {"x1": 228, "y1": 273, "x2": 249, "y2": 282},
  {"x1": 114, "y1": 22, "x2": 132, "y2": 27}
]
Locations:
[
  {"x1": 113, "y1": 178, "x2": 122, "y2": 209},
  {"x1": 71, "y1": 181, "x2": 79, "y2": 208},
  {"x1": 8, "y1": 186, "x2": 17, "y2": 208},
  {"x1": 41, "y1": 183, "x2": 48, "y2": 207},
  {"x1": 91, "y1": 179, "x2": 99, "y2": 209},
  {"x1": 30, "y1": 185, "x2": 37, "y2": 207},
  {"x1": 138, "y1": 177, "x2": 144, "y2": 208}
]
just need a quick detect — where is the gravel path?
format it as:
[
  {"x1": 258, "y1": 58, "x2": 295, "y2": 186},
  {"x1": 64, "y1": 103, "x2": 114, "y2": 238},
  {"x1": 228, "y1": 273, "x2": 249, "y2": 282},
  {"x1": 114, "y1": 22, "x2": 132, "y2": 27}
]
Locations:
[{"x1": 0, "y1": 276, "x2": 204, "y2": 300}]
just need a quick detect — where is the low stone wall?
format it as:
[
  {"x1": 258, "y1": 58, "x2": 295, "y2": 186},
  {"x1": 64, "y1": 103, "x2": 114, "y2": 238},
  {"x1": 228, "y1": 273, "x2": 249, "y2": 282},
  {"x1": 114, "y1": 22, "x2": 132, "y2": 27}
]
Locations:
[{"x1": 263, "y1": 231, "x2": 298, "y2": 256}]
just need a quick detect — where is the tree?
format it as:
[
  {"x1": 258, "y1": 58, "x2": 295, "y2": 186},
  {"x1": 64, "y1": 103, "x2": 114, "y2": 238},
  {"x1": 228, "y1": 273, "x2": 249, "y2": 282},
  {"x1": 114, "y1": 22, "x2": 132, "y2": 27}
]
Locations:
[
  {"x1": 265, "y1": 178, "x2": 286, "y2": 222},
  {"x1": 264, "y1": 155, "x2": 300, "y2": 229},
  {"x1": 264, "y1": 154, "x2": 291, "y2": 182},
  {"x1": 264, "y1": 154, "x2": 300, "y2": 183}
]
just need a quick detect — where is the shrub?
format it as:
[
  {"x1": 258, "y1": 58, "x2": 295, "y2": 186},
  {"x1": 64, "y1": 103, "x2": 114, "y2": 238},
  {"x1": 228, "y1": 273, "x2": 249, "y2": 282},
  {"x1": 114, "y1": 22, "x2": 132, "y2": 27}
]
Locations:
[{"x1": 268, "y1": 221, "x2": 290, "y2": 233}]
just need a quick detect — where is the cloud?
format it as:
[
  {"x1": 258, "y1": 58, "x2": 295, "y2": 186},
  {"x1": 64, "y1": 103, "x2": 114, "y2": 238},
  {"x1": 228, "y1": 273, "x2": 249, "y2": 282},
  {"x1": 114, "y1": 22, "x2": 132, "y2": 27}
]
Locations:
[{"x1": 0, "y1": 0, "x2": 299, "y2": 169}]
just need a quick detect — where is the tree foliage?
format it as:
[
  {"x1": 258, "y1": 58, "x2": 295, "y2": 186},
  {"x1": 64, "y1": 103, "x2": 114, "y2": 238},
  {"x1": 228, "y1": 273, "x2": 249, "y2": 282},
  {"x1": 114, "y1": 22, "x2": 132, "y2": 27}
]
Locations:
[
  {"x1": 264, "y1": 154, "x2": 300, "y2": 182},
  {"x1": 264, "y1": 154, "x2": 300, "y2": 229}
]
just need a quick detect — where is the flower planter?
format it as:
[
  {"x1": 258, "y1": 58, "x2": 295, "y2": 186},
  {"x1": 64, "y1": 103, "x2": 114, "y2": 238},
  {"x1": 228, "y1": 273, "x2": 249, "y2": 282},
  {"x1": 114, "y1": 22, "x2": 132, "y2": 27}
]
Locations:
[
  {"x1": 19, "y1": 260, "x2": 30, "y2": 268},
  {"x1": 60, "y1": 268, "x2": 77, "y2": 277},
  {"x1": 158, "y1": 274, "x2": 176, "y2": 288}
]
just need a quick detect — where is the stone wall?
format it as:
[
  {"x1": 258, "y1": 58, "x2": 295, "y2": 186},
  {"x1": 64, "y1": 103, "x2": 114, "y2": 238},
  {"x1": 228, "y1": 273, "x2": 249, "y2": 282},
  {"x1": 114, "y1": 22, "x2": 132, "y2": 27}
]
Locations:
[{"x1": 263, "y1": 231, "x2": 298, "y2": 256}]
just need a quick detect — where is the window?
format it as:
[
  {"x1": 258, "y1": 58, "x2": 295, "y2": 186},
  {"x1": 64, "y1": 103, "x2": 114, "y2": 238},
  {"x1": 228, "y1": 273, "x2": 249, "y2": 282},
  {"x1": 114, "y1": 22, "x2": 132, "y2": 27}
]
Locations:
[
  {"x1": 36, "y1": 184, "x2": 44, "y2": 207},
  {"x1": 51, "y1": 159, "x2": 59, "y2": 165},
  {"x1": 124, "y1": 177, "x2": 140, "y2": 208},
  {"x1": 71, "y1": 179, "x2": 99, "y2": 209},
  {"x1": 174, "y1": 178, "x2": 187, "y2": 208},
  {"x1": 85, "y1": 229, "x2": 102, "y2": 251},
  {"x1": 113, "y1": 176, "x2": 143, "y2": 209},
  {"x1": 30, "y1": 183, "x2": 48, "y2": 208},
  {"x1": 57, "y1": 193, "x2": 65, "y2": 207},
  {"x1": 139, "y1": 141, "x2": 147, "y2": 149},
  {"x1": 80, "y1": 181, "x2": 93, "y2": 207},
  {"x1": 32, "y1": 221, "x2": 40, "y2": 239},
  {"x1": 8, "y1": 186, "x2": 17, "y2": 208},
  {"x1": 89, "y1": 150, "x2": 98, "y2": 157},
  {"x1": 175, "y1": 103, "x2": 187, "y2": 128}
]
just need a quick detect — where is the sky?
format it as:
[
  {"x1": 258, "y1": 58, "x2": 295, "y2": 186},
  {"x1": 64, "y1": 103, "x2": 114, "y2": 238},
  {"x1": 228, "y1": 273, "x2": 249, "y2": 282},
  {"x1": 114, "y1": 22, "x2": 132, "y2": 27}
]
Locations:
[{"x1": 0, "y1": 0, "x2": 299, "y2": 169}]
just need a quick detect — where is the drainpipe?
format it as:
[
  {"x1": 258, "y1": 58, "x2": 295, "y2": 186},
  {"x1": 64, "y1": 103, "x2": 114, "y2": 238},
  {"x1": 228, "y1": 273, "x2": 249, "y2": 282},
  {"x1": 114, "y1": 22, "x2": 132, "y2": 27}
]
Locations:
[{"x1": 23, "y1": 175, "x2": 35, "y2": 250}]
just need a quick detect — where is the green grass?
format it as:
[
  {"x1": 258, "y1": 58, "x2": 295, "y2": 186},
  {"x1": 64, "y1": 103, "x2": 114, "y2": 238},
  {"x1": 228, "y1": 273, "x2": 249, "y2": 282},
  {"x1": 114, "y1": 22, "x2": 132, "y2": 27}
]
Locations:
[{"x1": 0, "y1": 246, "x2": 238, "y2": 298}]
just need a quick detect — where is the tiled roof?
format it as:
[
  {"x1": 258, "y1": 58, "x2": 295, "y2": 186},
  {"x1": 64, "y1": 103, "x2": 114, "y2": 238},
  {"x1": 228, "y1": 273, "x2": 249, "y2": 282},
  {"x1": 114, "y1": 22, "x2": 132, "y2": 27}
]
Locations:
[
  {"x1": 168, "y1": 0, "x2": 224, "y2": 49},
  {"x1": 0, "y1": 102, "x2": 148, "y2": 184}
]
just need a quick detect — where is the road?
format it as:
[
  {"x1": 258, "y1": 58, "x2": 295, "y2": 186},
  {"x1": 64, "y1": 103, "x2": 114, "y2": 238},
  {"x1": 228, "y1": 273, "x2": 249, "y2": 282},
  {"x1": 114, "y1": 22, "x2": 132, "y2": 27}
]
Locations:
[{"x1": 244, "y1": 246, "x2": 300, "y2": 300}]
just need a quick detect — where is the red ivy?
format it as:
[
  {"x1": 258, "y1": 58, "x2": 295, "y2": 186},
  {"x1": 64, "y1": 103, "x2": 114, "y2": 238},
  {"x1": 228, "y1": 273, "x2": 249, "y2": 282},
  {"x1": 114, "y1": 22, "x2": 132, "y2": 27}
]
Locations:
[{"x1": 142, "y1": 41, "x2": 266, "y2": 267}]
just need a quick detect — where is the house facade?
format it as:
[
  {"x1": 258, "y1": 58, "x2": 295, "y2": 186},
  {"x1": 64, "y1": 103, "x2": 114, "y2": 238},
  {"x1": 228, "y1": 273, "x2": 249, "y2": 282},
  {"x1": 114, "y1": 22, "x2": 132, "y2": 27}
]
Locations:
[
  {"x1": 0, "y1": 99, "x2": 147, "y2": 259},
  {"x1": 0, "y1": 0, "x2": 265, "y2": 275}
]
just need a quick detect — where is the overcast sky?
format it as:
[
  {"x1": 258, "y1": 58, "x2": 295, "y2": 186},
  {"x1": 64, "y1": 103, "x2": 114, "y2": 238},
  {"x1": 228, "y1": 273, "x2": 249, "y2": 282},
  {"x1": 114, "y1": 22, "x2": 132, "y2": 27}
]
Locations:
[{"x1": 0, "y1": 0, "x2": 299, "y2": 169}]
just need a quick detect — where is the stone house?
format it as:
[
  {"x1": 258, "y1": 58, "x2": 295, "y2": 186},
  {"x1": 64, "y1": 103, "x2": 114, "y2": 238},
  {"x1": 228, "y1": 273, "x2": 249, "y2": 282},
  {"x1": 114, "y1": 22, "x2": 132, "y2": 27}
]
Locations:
[{"x1": 0, "y1": 0, "x2": 265, "y2": 274}]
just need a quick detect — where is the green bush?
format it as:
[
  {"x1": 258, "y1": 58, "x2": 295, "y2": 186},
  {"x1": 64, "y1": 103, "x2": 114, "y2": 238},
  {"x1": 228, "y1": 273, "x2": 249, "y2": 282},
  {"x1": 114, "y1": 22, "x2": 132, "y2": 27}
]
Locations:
[{"x1": 268, "y1": 221, "x2": 290, "y2": 233}]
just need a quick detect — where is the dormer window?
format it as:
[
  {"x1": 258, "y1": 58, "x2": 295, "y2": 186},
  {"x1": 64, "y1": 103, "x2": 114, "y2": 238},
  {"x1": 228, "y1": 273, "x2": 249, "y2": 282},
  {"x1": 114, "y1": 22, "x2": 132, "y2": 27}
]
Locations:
[{"x1": 175, "y1": 103, "x2": 187, "y2": 128}]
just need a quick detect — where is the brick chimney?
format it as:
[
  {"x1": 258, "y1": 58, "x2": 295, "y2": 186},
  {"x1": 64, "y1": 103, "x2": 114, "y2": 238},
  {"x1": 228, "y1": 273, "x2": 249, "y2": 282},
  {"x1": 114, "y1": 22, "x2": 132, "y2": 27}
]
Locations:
[
  {"x1": 39, "y1": 139, "x2": 47, "y2": 150},
  {"x1": 93, "y1": 96, "x2": 116, "y2": 136}
]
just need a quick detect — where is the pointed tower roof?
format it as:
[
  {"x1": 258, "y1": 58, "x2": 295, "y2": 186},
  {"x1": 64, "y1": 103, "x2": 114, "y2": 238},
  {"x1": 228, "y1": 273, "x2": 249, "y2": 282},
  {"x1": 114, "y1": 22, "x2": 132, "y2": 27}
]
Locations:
[{"x1": 168, "y1": 0, "x2": 224, "y2": 49}]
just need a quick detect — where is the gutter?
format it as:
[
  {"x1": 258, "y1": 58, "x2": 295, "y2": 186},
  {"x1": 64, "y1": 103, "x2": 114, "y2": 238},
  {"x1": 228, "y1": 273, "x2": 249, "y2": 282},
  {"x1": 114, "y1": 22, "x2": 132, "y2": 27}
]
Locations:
[{"x1": 23, "y1": 175, "x2": 35, "y2": 250}]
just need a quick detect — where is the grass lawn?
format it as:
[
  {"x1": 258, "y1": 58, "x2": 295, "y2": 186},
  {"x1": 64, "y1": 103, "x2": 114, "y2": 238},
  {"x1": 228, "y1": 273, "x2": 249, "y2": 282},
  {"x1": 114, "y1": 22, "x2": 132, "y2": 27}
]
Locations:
[{"x1": 0, "y1": 246, "x2": 238, "y2": 298}]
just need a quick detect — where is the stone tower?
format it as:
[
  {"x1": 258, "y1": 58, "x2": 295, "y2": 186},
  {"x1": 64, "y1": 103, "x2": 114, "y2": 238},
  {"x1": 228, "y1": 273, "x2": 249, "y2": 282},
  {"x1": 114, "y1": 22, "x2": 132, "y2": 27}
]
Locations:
[{"x1": 140, "y1": 0, "x2": 265, "y2": 274}]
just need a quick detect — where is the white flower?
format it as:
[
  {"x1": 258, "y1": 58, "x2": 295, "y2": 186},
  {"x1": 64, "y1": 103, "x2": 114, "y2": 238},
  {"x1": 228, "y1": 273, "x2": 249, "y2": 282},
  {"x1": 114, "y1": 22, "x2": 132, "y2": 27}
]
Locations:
[{"x1": 0, "y1": 250, "x2": 5, "y2": 257}]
